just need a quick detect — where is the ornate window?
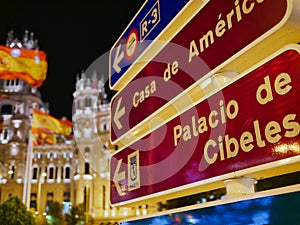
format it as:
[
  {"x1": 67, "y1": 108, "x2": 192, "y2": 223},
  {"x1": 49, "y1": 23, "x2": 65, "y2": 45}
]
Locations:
[
  {"x1": 63, "y1": 151, "x2": 73, "y2": 159},
  {"x1": 48, "y1": 166, "x2": 54, "y2": 180},
  {"x1": 1, "y1": 104, "x2": 13, "y2": 114},
  {"x1": 84, "y1": 162, "x2": 90, "y2": 174},
  {"x1": 84, "y1": 147, "x2": 90, "y2": 153},
  {"x1": 32, "y1": 167, "x2": 38, "y2": 180},
  {"x1": 65, "y1": 166, "x2": 70, "y2": 179},
  {"x1": 47, "y1": 152, "x2": 57, "y2": 159},
  {"x1": 85, "y1": 97, "x2": 92, "y2": 107}
]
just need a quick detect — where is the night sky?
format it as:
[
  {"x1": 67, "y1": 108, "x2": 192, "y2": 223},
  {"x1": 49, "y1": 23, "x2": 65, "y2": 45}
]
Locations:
[{"x1": 0, "y1": 1, "x2": 145, "y2": 120}]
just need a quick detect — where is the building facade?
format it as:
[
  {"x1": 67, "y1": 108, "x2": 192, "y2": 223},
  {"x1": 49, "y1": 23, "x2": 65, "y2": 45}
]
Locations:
[
  {"x1": 72, "y1": 71, "x2": 143, "y2": 224},
  {"x1": 0, "y1": 31, "x2": 158, "y2": 225},
  {"x1": 0, "y1": 30, "x2": 74, "y2": 217}
]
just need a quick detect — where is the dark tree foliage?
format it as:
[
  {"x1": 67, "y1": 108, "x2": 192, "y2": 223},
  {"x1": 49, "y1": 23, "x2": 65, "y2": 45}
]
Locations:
[
  {"x1": 0, "y1": 196, "x2": 36, "y2": 225},
  {"x1": 67, "y1": 203, "x2": 85, "y2": 225},
  {"x1": 46, "y1": 201, "x2": 63, "y2": 225}
]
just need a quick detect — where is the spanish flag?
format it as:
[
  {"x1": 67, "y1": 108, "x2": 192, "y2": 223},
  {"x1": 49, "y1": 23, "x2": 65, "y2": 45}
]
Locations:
[
  {"x1": 0, "y1": 45, "x2": 47, "y2": 87},
  {"x1": 31, "y1": 109, "x2": 72, "y2": 136}
]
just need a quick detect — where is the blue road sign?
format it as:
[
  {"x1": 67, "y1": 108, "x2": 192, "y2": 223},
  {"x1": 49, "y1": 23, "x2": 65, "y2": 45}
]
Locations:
[{"x1": 109, "y1": 0, "x2": 190, "y2": 90}]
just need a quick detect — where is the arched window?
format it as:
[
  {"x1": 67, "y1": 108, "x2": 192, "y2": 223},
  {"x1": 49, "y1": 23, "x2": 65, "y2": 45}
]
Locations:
[
  {"x1": 1, "y1": 104, "x2": 13, "y2": 115},
  {"x1": 32, "y1": 167, "x2": 38, "y2": 180},
  {"x1": 2, "y1": 128, "x2": 9, "y2": 142},
  {"x1": 103, "y1": 123, "x2": 107, "y2": 131},
  {"x1": 10, "y1": 166, "x2": 15, "y2": 179},
  {"x1": 85, "y1": 98, "x2": 92, "y2": 107},
  {"x1": 84, "y1": 162, "x2": 90, "y2": 174},
  {"x1": 84, "y1": 147, "x2": 90, "y2": 153},
  {"x1": 30, "y1": 193, "x2": 37, "y2": 210},
  {"x1": 65, "y1": 166, "x2": 70, "y2": 179},
  {"x1": 49, "y1": 167, "x2": 54, "y2": 179}
]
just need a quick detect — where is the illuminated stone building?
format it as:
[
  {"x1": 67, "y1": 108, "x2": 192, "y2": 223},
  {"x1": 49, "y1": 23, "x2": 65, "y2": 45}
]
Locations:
[
  {"x1": 0, "y1": 31, "x2": 74, "y2": 217},
  {"x1": 72, "y1": 71, "x2": 139, "y2": 224},
  {"x1": 0, "y1": 31, "x2": 157, "y2": 224}
]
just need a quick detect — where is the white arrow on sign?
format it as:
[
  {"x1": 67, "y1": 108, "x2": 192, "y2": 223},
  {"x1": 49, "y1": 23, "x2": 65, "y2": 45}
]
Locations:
[
  {"x1": 113, "y1": 159, "x2": 126, "y2": 196},
  {"x1": 113, "y1": 44, "x2": 124, "y2": 73},
  {"x1": 113, "y1": 97, "x2": 125, "y2": 130}
]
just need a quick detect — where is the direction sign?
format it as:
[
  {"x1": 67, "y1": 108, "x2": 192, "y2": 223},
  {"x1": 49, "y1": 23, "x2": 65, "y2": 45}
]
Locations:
[
  {"x1": 110, "y1": 45, "x2": 300, "y2": 205},
  {"x1": 109, "y1": 0, "x2": 193, "y2": 90},
  {"x1": 110, "y1": 0, "x2": 293, "y2": 144}
]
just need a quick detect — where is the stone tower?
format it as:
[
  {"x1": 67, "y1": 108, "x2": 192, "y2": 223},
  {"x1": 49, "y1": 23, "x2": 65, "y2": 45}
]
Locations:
[{"x1": 72, "y1": 71, "x2": 122, "y2": 223}]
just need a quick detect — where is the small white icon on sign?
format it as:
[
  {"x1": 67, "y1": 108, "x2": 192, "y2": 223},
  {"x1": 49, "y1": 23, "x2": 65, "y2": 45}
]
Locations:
[{"x1": 128, "y1": 150, "x2": 140, "y2": 191}]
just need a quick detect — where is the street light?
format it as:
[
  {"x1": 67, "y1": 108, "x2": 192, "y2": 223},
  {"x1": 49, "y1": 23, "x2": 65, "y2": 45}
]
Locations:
[{"x1": 37, "y1": 172, "x2": 47, "y2": 214}]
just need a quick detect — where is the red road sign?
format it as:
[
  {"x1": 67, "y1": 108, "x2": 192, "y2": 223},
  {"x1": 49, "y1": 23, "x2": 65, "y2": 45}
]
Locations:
[
  {"x1": 110, "y1": 0, "x2": 291, "y2": 143},
  {"x1": 110, "y1": 45, "x2": 300, "y2": 205}
]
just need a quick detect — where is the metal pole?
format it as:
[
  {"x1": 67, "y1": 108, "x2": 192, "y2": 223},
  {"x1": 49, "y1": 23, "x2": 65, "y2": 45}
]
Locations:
[
  {"x1": 22, "y1": 104, "x2": 35, "y2": 209},
  {"x1": 37, "y1": 172, "x2": 46, "y2": 214},
  {"x1": 22, "y1": 132, "x2": 33, "y2": 209},
  {"x1": 22, "y1": 133, "x2": 30, "y2": 205},
  {"x1": 26, "y1": 134, "x2": 33, "y2": 209}
]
